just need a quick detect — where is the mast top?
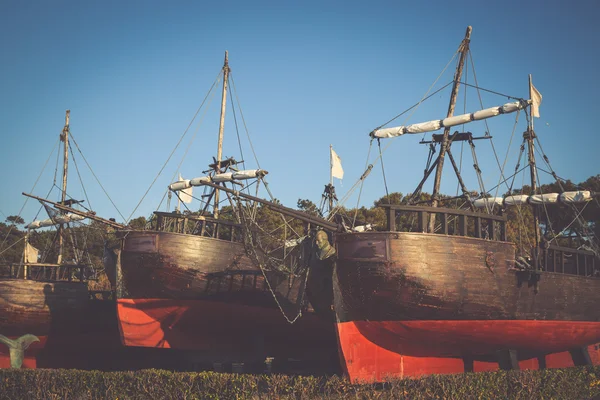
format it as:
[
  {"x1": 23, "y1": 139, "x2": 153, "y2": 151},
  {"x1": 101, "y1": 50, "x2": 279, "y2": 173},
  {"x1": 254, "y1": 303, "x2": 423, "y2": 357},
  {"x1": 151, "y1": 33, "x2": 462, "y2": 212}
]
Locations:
[{"x1": 223, "y1": 51, "x2": 229, "y2": 69}]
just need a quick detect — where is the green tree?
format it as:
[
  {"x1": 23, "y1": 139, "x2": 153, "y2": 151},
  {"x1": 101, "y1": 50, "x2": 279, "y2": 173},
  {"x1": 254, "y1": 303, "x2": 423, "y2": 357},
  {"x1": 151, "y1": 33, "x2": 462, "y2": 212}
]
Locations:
[
  {"x1": 5, "y1": 215, "x2": 25, "y2": 225},
  {"x1": 128, "y1": 216, "x2": 147, "y2": 230}
]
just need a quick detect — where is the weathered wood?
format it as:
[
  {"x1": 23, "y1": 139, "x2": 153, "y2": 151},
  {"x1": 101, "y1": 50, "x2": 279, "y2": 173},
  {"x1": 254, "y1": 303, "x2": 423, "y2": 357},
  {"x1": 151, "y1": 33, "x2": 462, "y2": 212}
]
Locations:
[
  {"x1": 537, "y1": 355, "x2": 547, "y2": 369},
  {"x1": 569, "y1": 346, "x2": 592, "y2": 366},
  {"x1": 116, "y1": 230, "x2": 306, "y2": 311},
  {"x1": 463, "y1": 356, "x2": 474, "y2": 372},
  {"x1": 497, "y1": 349, "x2": 519, "y2": 370},
  {"x1": 430, "y1": 26, "x2": 473, "y2": 227},
  {"x1": 379, "y1": 204, "x2": 506, "y2": 222},
  {"x1": 21, "y1": 193, "x2": 125, "y2": 229},
  {"x1": 333, "y1": 231, "x2": 600, "y2": 361},
  {"x1": 0, "y1": 279, "x2": 88, "y2": 336}
]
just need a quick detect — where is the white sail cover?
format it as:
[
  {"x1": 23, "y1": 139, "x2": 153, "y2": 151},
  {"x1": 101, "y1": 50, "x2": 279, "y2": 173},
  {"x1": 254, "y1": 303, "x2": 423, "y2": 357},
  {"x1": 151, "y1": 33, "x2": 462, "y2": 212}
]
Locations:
[
  {"x1": 529, "y1": 193, "x2": 559, "y2": 205},
  {"x1": 372, "y1": 100, "x2": 529, "y2": 139},
  {"x1": 559, "y1": 190, "x2": 592, "y2": 203},
  {"x1": 169, "y1": 169, "x2": 268, "y2": 191},
  {"x1": 472, "y1": 197, "x2": 504, "y2": 208},
  {"x1": 473, "y1": 191, "x2": 595, "y2": 208},
  {"x1": 25, "y1": 213, "x2": 86, "y2": 229},
  {"x1": 504, "y1": 195, "x2": 530, "y2": 206}
]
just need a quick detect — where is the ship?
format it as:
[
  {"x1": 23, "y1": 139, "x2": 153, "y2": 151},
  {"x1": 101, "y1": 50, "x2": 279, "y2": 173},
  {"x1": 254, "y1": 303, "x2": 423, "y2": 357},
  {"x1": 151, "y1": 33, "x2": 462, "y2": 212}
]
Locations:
[
  {"x1": 104, "y1": 52, "x2": 339, "y2": 370},
  {"x1": 0, "y1": 111, "x2": 124, "y2": 369},
  {"x1": 324, "y1": 27, "x2": 600, "y2": 382}
]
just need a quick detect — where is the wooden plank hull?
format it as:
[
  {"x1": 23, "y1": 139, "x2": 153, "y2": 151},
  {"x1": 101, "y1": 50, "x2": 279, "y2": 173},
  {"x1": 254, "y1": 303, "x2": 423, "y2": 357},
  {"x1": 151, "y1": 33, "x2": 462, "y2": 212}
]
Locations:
[
  {"x1": 114, "y1": 230, "x2": 336, "y2": 357},
  {"x1": 0, "y1": 280, "x2": 127, "y2": 369},
  {"x1": 0, "y1": 279, "x2": 88, "y2": 336},
  {"x1": 333, "y1": 232, "x2": 600, "y2": 382}
]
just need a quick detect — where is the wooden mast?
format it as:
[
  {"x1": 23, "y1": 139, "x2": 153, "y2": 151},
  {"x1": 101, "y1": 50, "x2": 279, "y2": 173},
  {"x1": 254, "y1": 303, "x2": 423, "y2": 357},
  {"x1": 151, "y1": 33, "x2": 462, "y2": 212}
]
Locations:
[
  {"x1": 329, "y1": 144, "x2": 334, "y2": 213},
  {"x1": 429, "y1": 26, "x2": 472, "y2": 233},
  {"x1": 213, "y1": 51, "x2": 230, "y2": 219},
  {"x1": 57, "y1": 110, "x2": 70, "y2": 265},
  {"x1": 526, "y1": 74, "x2": 540, "y2": 255}
]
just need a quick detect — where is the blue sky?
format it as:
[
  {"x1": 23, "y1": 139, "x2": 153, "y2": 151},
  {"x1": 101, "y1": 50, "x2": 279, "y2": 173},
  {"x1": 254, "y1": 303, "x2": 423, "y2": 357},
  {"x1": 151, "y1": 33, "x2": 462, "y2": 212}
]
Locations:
[{"x1": 1, "y1": 0, "x2": 599, "y2": 225}]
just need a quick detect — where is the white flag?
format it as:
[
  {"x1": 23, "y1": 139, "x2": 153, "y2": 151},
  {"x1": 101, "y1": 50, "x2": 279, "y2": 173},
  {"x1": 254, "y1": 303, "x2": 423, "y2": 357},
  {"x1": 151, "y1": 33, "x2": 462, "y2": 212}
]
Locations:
[
  {"x1": 178, "y1": 174, "x2": 193, "y2": 203},
  {"x1": 530, "y1": 82, "x2": 542, "y2": 118},
  {"x1": 331, "y1": 147, "x2": 344, "y2": 180}
]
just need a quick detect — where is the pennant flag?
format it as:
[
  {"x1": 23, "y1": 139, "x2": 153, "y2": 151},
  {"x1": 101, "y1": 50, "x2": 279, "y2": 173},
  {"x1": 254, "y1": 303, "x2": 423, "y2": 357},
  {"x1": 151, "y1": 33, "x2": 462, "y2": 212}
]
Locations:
[
  {"x1": 530, "y1": 82, "x2": 542, "y2": 118},
  {"x1": 331, "y1": 147, "x2": 344, "y2": 180},
  {"x1": 178, "y1": 174, "x2": 193, "y2": 203}
]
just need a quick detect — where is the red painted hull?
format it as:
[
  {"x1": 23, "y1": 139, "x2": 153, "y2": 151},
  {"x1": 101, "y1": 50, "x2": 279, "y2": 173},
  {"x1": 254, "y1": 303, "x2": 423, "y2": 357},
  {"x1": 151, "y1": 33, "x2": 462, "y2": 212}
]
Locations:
[
  {"x1": 337, "y1": 320, "x2": 600, "y2": 382},
  {"x1": 118, "y1": 298, "x2": 337, "y2": 361}
]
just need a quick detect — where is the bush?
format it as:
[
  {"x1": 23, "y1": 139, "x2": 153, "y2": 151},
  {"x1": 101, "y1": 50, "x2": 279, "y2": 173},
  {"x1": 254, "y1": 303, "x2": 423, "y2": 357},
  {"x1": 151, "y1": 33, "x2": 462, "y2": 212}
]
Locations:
[{"x1": 1, "y1": 367, "x2": 600, "y2": 399}]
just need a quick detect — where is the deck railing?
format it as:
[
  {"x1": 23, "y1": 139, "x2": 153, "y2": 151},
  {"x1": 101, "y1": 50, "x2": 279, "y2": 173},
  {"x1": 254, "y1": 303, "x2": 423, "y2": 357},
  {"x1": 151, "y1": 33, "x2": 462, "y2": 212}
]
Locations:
[
  {"x1": 0, "y1": 263, "x2": 86, "y2": 282},
  {"x1": 380, "y1": 204, "x2": 507, "y2": 241},
  {"x1": 541, "y1": 245, "x2": 598, "y2": 277},
  {"x1": 153, "y1": 211, "x2": 243, "y2": 242}
]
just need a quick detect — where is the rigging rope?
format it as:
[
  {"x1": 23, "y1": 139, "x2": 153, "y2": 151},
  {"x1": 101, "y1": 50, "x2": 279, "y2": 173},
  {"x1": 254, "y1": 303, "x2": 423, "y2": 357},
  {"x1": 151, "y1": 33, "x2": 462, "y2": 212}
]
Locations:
[
  {"x1": 532, "y1": 137, "x2": 599, "y2": 255},
  {"x1": 69, "y1": 145, "x2": 92, "y2": 210},
  {"x1": 69, "y1": 132, "x2": 126, "y2": 222},
  {"x1": 0, "y1": 137, "x2": 60, "y2": 258},
  {"x1": 155, "y1": 75, "x2": 221, "y2": 213},
  {"x1": 234, "y1": 194, "x2": 309, "y2": 324},
  {"x1": 377, "y1": 139, "x2": 390, "y2": 201},
  {"x1": 230, "y1": 75, "x2": 262, "y2": 170},
  {"x1": 351, "y1": 140, "x2": 374, "y2": 228},
  {"x1": 333, "y1": 55, "x2": 459, "y2": 214},
  {"x1": 129, "y1": 70, "x2": 222, "y2": 223}
]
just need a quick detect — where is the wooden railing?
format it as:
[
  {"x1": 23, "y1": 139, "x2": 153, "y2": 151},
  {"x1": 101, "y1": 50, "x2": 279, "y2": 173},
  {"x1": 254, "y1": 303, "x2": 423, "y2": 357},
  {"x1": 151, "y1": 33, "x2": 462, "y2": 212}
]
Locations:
[
  {"x1": 380, "y1": 204, "x2": 507, "y2": 241},
  {"x1": 0, "y1": 263, "x2": 87, "y2": 282},
  {"x1": 541, "y1": 245, "x2": 598, "y2": 277},
  {"x1": 153, "y1": 211, "x2": 243, "y2": 242}
]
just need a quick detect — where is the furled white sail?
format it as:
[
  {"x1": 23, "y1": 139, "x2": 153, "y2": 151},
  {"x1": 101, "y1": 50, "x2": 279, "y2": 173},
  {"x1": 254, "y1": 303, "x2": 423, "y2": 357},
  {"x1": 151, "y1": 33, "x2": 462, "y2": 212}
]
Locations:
[
  {"x1": 169, "y1": 169, "x2": 268, "y2": 191},
  {"x1": 25, "y1": 213, "x2": 86, "y2": 229},
  {"x1": 371, "y1": 100, "x2": 530, "y2": 139},
  {"x1": 473, "y1": 191, "x2": 595, "y2": 209}
]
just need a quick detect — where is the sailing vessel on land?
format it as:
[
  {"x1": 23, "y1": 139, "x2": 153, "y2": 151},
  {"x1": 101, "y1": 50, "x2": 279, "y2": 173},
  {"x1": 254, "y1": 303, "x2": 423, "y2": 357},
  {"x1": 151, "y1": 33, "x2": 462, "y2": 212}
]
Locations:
[
  {"x1": 105, "y1": 52, "x2": 339, "y2": 369},
  {"x1": 0, "y1": 111, "x2": 122, "y2": 369},
  {"x1": 327, "y1": 27, "x2": 600, "y2": 382}
]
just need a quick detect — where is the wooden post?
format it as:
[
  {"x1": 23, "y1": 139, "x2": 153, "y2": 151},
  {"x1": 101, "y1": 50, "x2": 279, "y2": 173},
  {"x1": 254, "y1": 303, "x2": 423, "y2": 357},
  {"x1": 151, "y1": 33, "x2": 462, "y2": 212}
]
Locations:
[
  {"x1": 496, "y1": 349, "x2": 520, "y2": 370},
  {"x1": 463, "y1": 356, "x2": 474, "y2": 373},
  {"x1": 569, "y1": 347, "x2": 592, "y2": 366},
  {"x1": 441, "y1": 213, "x2": 449, "y2": 235},
  {"x1": 387, "y1": 207, "x2": 396, "y2": 231},
  {"x1": 459, "y1": 214, "x2": 468, "y2": 236},
  {"x1": 418, "y1": 210, "x2": 428, "y2": 233},
  {"x1": 429, "y1": 26, "x2": 472, "y2": 232},
  {"x1": 475, "y1": 217, "x2": 482, "y2": 238},
  {"x1": 537, "y1": 355, "x2": 546, "y2": 369}
]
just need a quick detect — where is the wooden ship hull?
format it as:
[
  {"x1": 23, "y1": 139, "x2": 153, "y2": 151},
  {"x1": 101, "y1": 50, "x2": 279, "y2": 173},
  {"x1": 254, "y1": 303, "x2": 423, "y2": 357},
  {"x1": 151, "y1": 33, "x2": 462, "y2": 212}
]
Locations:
[
  {"x1": 333, "y1": 224, "x2": 600, "y2": 382},
  {"x1": 109, "y1": 228, "x2": 338, "y2": 365},
  {"x1": 0, "y1": 277, "x2": 128, "y2": 369},
  {"x1": 0, "y1": 279, "x2": 87, "y2": 367}
]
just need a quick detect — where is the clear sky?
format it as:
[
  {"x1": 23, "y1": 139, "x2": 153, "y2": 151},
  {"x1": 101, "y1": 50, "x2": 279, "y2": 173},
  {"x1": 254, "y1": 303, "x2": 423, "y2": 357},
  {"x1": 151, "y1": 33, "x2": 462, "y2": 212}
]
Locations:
[{"x1": 1, "y1": 0, "x2": 599, "y2": 225}]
